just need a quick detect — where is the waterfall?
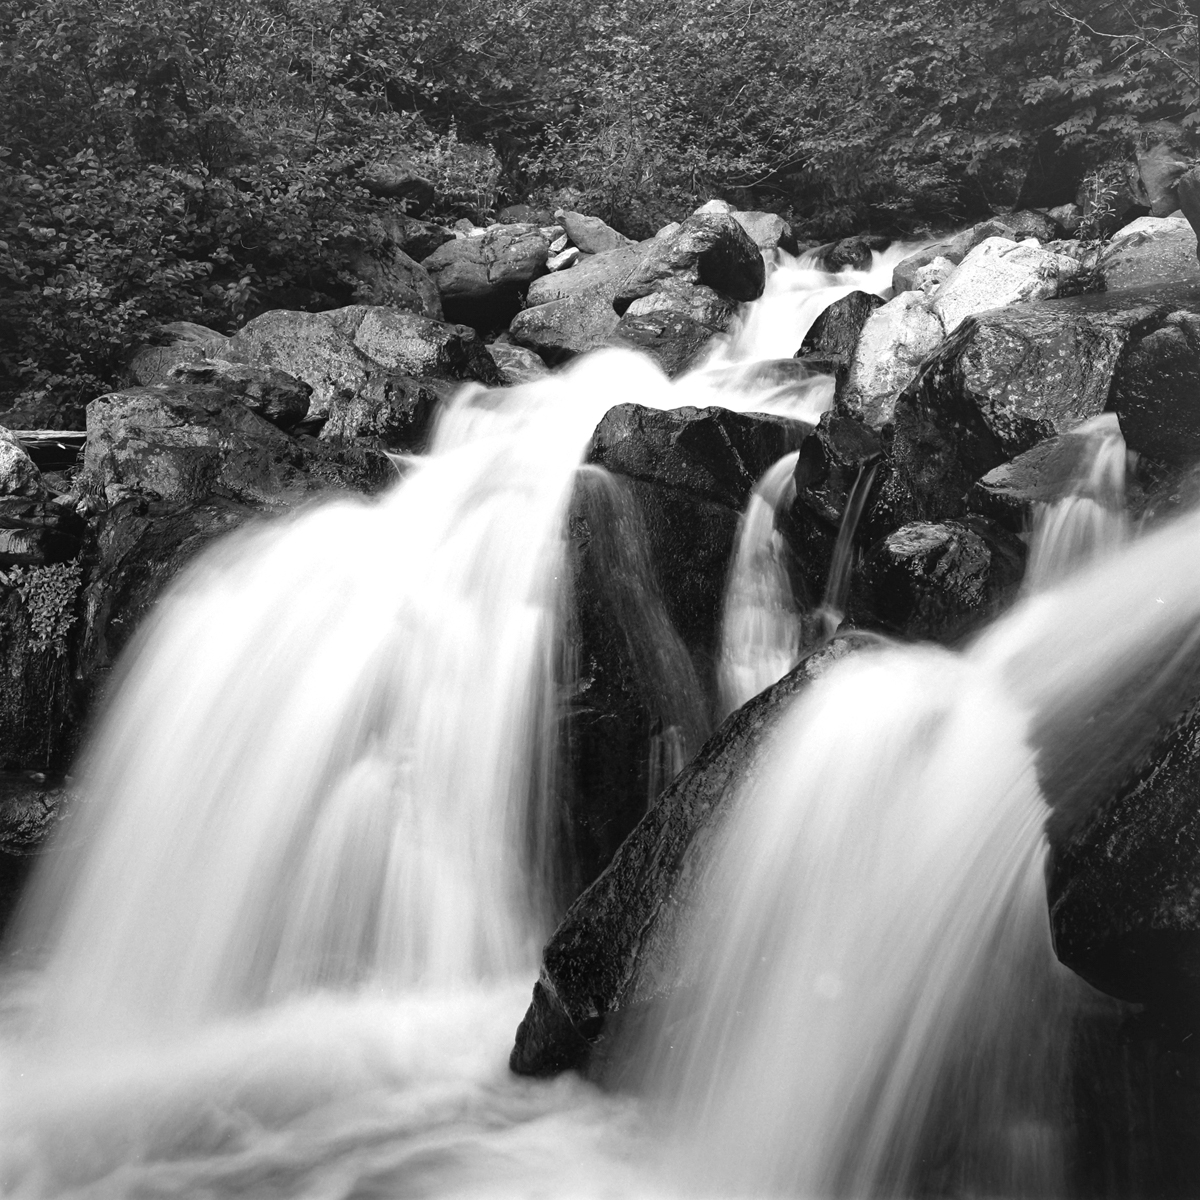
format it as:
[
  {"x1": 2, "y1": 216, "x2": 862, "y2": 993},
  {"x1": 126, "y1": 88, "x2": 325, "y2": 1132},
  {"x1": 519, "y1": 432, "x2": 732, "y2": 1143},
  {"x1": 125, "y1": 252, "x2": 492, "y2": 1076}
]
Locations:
[
  {"x1": 716, "y1": 451, "x2": 802, "y2": 715},
  {"x1": 1025, "y1": 413, "x2": 1129, "y2": 590}
]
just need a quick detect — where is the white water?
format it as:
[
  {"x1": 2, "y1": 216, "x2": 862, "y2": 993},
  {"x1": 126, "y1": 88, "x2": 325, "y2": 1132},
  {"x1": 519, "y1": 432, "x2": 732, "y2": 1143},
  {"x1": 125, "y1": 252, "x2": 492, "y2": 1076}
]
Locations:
[
  {"x1": 717, "y1": 451, "x2": 802, "y2": 715},
  {"x1": 1025, "y1": 413, "x2": 1129, "y2": 590}
]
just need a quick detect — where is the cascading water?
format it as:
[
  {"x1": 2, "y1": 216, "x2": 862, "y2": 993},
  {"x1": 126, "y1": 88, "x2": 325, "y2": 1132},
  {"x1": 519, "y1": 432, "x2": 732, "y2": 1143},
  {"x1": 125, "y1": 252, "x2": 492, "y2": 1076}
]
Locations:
[
  {"x1": 716, "y1": 451, "x2": 802, "y2": 715},
  {"x1": 1025, "y1": 413, "x2": 1130, "y2": 590},
  {"x1": 3, "y1": 237, "x2": 1181, "y2": 1200}
]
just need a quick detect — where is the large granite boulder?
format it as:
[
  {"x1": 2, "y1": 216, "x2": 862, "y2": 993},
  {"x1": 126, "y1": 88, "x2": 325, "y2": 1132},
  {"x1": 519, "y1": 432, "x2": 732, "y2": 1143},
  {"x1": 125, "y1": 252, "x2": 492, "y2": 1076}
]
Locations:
[
  {"x1": 558, "y1": 211, "x2": 633, "y2": 255},
  {"x1": 486, "y1": 342, "x2": 550, "y2": 385},
  {"x1": 421, "y1": 223, "x2": 551, "y2": 322},
  {"x1": 730, "y1": 210, "x2": 798, "y2": 255},
  {"x1": 124, "y1": 321, "x2": 233, "y2": 388},
  {"x1": 608, "y1": 311, "x2": 721, "y2": 377},
  {"x1": 511, "y1": 634, "x2": 878, "y2": 1077}
]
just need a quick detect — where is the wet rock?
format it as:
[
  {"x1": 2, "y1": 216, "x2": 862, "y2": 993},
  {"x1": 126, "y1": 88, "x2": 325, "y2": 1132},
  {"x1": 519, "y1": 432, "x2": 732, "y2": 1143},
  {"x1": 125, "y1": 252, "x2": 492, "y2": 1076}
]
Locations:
[
  {"x1": 929, "y1": 237, "x2": 1080, "y2": 333},
  {"x1": 817, "y1": 234, "x2": 891, "y2": 272},
  {"x1": 486, "y1": 342, "x2": 550, "y2": 385},
  {"x1": 346, "y1": 242, "x2": 443, "y2": 318},
  {"x1": 1048, "y1": 694, "x2": 1200, "y2": 1012},
  {"x1": 798, "y1": 290, "x2": 885, "y2": 368},
  {"x1": 839, "y1": 292, "x2": 945, "y2": 428},
  {"x1": 83, "y1": 385, "x2": 392, "y2": 506},
  {"x1": 970, "y1": 432, "x2": 1103, "y2": 530},
  {"x1": 586, "y1": 403, "x2": 809, "y2": 671},
  {"x1": 609, "y1": 311, "x2": 718, "y2": 377},
  {"x1": 558, "y1": 211, "x2": 633, "y2": 255},
  {"x1": 1101, "y1": 216, "x2": 1200, "y2": 290},
  {"x1": 510, "y1": 634, "x2": 878, "y2": 1077},
  {"x1": 856, "y1": 518, "x2": 1024, "y2": 642},
  {"x1": 0, "y1": 774, "x2": 76, "y2": 934},
  {"x1": 613, "y1": 214, "x2": 765, "y2": 315},
  {"x1": 0, "y1": 428, "x2": 50, "y2": 500},
  {"x1": 166, "y1": 359, "x2": 312, "y2": 430},
  {"x1": 125, "y1": 321, "x2": 232, "y2": 388}
]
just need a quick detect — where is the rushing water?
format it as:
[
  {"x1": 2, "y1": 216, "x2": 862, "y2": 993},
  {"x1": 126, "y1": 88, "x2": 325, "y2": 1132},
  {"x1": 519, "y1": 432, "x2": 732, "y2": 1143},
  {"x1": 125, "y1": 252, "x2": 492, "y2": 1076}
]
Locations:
[{"x1": 2, "y1": 242, "x2": 1182, "y2": 1199}]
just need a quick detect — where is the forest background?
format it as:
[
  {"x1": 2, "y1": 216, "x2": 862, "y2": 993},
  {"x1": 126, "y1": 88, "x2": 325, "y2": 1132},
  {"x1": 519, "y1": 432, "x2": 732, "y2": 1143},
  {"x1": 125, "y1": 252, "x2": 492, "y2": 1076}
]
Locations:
[{"x1": 1, "y1": 0, "x2": 1197, "y2": 413}]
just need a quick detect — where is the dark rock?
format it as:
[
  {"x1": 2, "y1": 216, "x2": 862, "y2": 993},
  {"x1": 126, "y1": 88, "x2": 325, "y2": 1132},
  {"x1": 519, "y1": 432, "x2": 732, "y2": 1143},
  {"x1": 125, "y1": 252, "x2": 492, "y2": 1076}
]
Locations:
[
  {"x1": 359, "y1": 160, "x2": 435, "y2": 213},
  {"x1": 608, "y1": 311, "x2": 718, "y2": 377},
  {"x1": 167, "y1": 359, "x2": 312, "y2": 430},
  {"x1": 1048, "y1": 694, "x2": 1200, "y2": 1013},
  {"x1": 816, "y1": 234, "x2": 891, "y2": 272},
  {"x1": 0, "y1": 773, "x2": 76, "y2": 935},
  {"x1": 587, "y1": 403, "x2": 810, "y2": 678},
  {"x1": 1137, "y1": 143, "x2": 1191, "y2": 218},
  {"x1": 558, "y1": 211, "x2": 633, "y2": 255},
  {"x1": 613, "y1": 214, "x2": 765, "y2": 315},
  {"x1": 1108, "y1": 310, "x2": 1200, "y2": 465},
  {"x1": 319, "y1": 374, "x2": 448, "y2": 451},
  {"x1": 510, "y1": 633, "x2": 878, "y2": 1077},
  {"x1": 799, "y1": 290, "x2": 885, "y2": 366},
  {"x1": 970, "y1": 432, "x2": 1102, "y2": 530},
  {"x1": 622, "y1": 283, "x2": 737, "y2": 333},
  {"x1": 856, "y1": 517, "x2": 1025, "y2": 642}
]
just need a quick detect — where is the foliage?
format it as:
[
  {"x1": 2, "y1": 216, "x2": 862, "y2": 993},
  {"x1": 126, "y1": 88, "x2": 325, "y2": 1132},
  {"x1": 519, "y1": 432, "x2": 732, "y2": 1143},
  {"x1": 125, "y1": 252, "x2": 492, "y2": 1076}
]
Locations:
[
  {"x1": 8, "y1": 560, "x2": 83, "y2": 656},
  {"x1": 1, "y1": 0, "x2": 1197, "y2": 413}
]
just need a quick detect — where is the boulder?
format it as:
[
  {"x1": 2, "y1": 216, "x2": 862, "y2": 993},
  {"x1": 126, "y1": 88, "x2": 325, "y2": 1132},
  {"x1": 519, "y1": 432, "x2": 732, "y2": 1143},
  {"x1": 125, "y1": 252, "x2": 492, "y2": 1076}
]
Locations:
[
  {"x1": 1109, "y1": 310, "x2": 1200, "y2": 464},
  {"x1": 83, "y1": 385, "x2": 392, "y2": 506},
  {"x1": 510, "y1": 633, "x2": 878, "y2": 1077},
  {"x1": 815, "y1": 234, "x2": 891, "y2": 272},
  {"x1": 929, "y1": 237, "x2": 1080, "y2": 333},
  {"x1": 125, "y1": 321, "x2": 232, "y2": 388},
  {"x1": 347, "y1": 242, "x2": 443, "y2": 317},
  {"x1": 912, "y1": 256, "x2": 955, "y2": 294},
  {"x1": 485, "y1": 342, "x2": 550, "y2": 385},
  {"x1": 1101, "y1": 216, "x2": 1200, "y2": 290},
  {"x1": 166, "y1": 359, "x2": 312, "y2": 430},
  {"x1": 0, "y1": 428, "x2": 50, "y2": 500},
  {"x1": 857, "y1": 518, "x2": 1024, "y2": 642},
  {"x1": 839, "y1": 292, "x2": 945, "y2": 428},
  {"x1": 1136, "y1": 143, "x2": 1190, "y2": 218},
  {"x1": 547, "y1": 247, "x2": 581, "y2": 272},
  {"x1": 226, "y1": 306, "x2": 497, "y2": 420},
  {"x1": 358, "y1": 160, "x2": 435, "y2": 213},
  {"x1": 609, "y1": 311, "x2": 719, "y2": 377},
  {"x1": 558, "y1": 211, "x2": 634, "y2": 255},
  {"x1": 525, "y1": 243, "x2": 645, "y2": 309},
  {"x1": 318, "y1": 374, "x2": 448, "y2": 451},
  {"x1": 730, "y1": 210, "x2": 798, "y2": 255},
  {"x1": 614, "y1": 214, "x2": 765, "y2": 314},
  {"x1": 420, "y1": 223, "x2": 550, "y2": 316},
  {"x1": 798, "y1": 290, "x2": 885, "y2": 369}
]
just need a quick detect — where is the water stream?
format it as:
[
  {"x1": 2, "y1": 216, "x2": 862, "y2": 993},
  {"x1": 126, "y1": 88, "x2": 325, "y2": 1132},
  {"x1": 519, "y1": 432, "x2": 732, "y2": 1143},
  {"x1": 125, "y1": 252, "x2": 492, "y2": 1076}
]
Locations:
[{"x1": 1, "y1": 245, "x2": 1181, "y2": 1199}]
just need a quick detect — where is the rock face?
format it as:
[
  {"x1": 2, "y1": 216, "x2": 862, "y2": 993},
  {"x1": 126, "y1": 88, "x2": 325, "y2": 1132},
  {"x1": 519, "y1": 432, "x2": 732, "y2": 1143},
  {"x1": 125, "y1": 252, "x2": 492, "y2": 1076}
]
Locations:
[
  {"x1": 613, "y1": 213, "x2": 765, "y2": 315},
  {"x1": 511, "y1": 634, "x2": 877, "y2": 1077}
]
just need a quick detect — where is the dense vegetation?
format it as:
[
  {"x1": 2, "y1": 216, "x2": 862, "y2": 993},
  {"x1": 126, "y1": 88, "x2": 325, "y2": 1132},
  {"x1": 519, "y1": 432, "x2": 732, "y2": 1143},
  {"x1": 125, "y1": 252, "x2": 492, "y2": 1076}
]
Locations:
[{"x1": 1, "y1": 0, "x2": 1197, "y2": 418}]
